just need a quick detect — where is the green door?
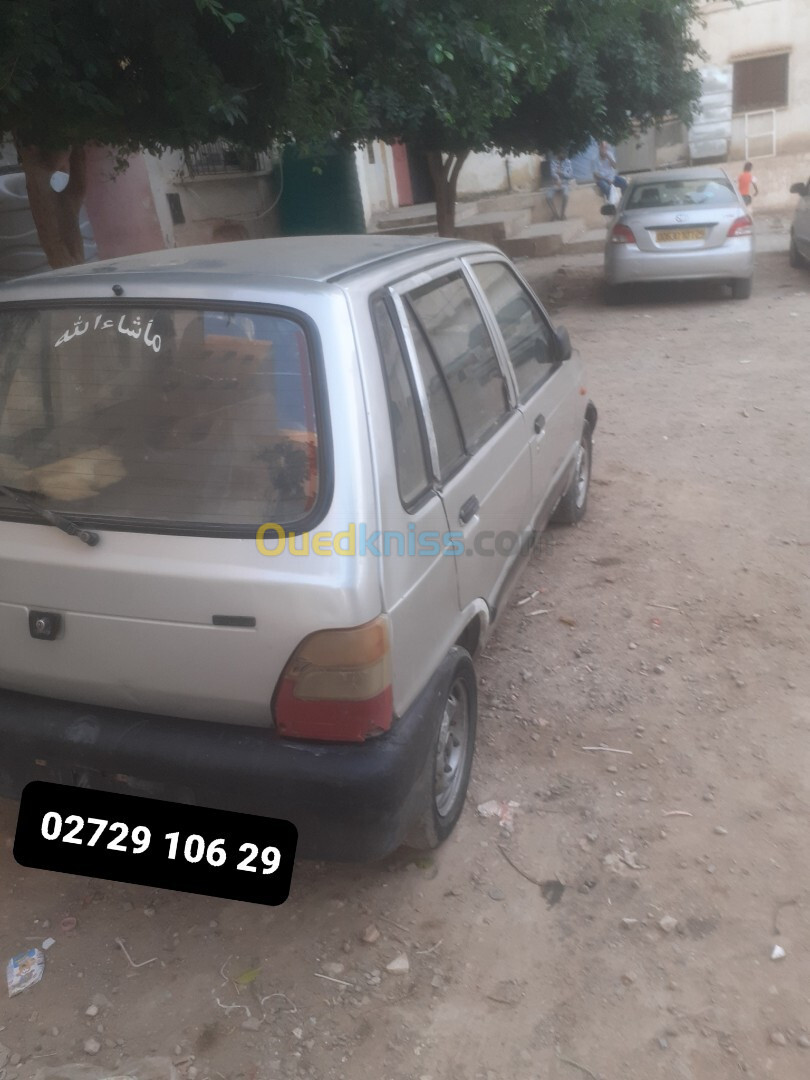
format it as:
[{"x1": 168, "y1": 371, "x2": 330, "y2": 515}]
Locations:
[{"x1": 278, "y1": 143, "x2": 366, "y2": 236}]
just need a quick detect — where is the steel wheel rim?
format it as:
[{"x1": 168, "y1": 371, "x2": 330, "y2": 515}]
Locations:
[
  {"x1": 575, "y1": 440, "x2": 590, "y2": 509},
  {"x1": 434, "y1": 678, "x2": 470, "y2": 818}
]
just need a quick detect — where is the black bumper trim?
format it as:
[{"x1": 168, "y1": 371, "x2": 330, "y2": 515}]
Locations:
[{"x1": 0, "y1": 656, "x2": 456, "y2": 861}]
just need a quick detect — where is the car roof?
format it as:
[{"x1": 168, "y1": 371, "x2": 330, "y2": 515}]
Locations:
[
  {"x1": 1, "y1": 235, "x2": 475, "y2": 294},
  {"x1": 626, "y1": 167, "x2": 732, "y2": 184}
]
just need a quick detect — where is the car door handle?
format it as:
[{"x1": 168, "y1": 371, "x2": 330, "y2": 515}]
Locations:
[
  {"x1": 534, "y1": 413, "x2": 546, "y2": 435},
  {"x1": 459, "y1": 495, "x2": 479, "y2": 525}
]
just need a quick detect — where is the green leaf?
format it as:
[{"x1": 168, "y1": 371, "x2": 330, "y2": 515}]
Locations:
[{"x1": 234, "y1": 967, "x2": 261, "y2": 986}]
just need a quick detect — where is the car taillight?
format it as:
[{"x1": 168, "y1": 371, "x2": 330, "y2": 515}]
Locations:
[
  {"x1": 728, "y1": 215, "x2": 753, "y2": 237},
  {"x1": 273, "y1": 616, "x2": 393, "y2": 741},
  {"x1": 610, "y1": 223, "x2": 636, "y2": 245}
]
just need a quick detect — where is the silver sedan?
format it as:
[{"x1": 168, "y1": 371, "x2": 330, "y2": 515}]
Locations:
[{"x1": 602, "y1": 167, "x2": 754, "y2": 302}]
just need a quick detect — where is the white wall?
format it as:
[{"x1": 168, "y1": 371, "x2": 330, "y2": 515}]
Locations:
[
  {"x1": 145, "y1": 149, "x2": 279, "y2": 246},
  {"x1": 456, "y1": 152, "x2": 541, "y2": 197},
  {"x1": 355, "y1": 142, "x2": 397, "y2": 222},
  {"x1": 699, "y1": 0, "x2": 810, "y2": 157}
]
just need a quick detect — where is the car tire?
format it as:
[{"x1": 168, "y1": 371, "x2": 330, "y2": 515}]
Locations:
[
  {"x1": 731, "y1": 277, "x2": 753, "y2": 300},
  {"x1": 603, "y1": 283, "x2": 625, "y2": 306},
  {"x1": 552, "y1": 422, "x2": 593, "y2": 526},
  {"x1": 790, "y1": 234, "x2": 805, "y2": 269},
  {"x1": 405, "y1": 647, "x2": 478, "y2": 851}
]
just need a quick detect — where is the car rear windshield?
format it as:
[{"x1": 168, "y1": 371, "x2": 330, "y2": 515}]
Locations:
[
  {"x1": 0, "y1": 305, "x2": 320, "y2": 532},
  {"x1": 627, "y1": 178, "x2": 739, "y2": 210}
]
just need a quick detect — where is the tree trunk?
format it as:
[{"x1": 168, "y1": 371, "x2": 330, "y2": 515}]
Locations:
[
  {"x1": 426, "y1": 150, "x2": 470, "y2": 238},
  {"x1": 15, "y1": 142, "x2": 88, "y2": 269}
]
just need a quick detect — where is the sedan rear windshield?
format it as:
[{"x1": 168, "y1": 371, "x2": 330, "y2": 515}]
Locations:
[
  {"x1": 627, "y1": 178, "x2": 738, "y2": 210},
  {"x1": 0, "y1": 305, "x2": 320, "y2": 532}
]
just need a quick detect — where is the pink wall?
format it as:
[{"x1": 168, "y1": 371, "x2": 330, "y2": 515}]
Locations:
[{"x1": 83, "y1": 146, "x2": 167, "y2": 259}]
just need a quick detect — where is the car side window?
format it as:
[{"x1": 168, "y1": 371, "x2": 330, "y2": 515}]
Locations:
[
  {"x1": 406, "y1": 272, "x2": 510, "y2": 456},
  {"x1": 472, "y1": 261, "x2": 556, "y2": 401},
  {"x1": 371, "y1": 298, "x2": 431, "y2": 506},
  {"x1": 404, "y1": 308, "x2": 466, "y2": 480}
]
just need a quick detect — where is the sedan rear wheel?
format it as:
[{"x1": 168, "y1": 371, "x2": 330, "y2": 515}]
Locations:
[{"x1": 731, "y1": 277, "x2": 752, "y2": 300}]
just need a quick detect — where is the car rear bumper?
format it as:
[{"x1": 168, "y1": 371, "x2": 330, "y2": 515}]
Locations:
[
  {"x1": 605, "y1": 240, "x2": 754, "y2": 285},
  {"x1": 0, "y1": 657, "x2": 454, "y2": 862}
]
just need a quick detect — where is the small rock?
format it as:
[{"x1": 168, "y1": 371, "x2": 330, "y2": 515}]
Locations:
[
  {"x1": 621, "y1": 918, "x2": 638, "y2": 930},
  {"x1": 360, "y1": 924, "x2": 380, "y2": 944},
  {"x1": 606, "y1": 765, "x2": 618, "y2": 774},
  {"x1": 50, "y1": 1027, "x2": 59, "y2": 1037},
  {"x1": 430, "y1": 974, "x2": 443, "y2": 988},
  {"x1": 770, "y1": 1031, "x2": 787, "y2": 1046},
  {"x1": 242, "y1": 1018, "x2": 262, "y2": 1031},
  {"x1": 628, "y1": 642, "x2": 638, "y2": 650},
  {"x1": 657, "y1": 1037, "x2": 669, "y2": 1050},
  {"x1": 659, "y1": 915, "x2": 678, "y2": 934},
  {"x1": 488, "y1": 887, "x2": 505, "y2": 901},
  {"x1": 292, "y1": 1026, "x2": 303, "y2": 1039},
  {"x1": 621, "y1": 972, "x2": 637, "y2": 985},
  {"x1": 386, "y1": 953, "x2": 410, "y2": 974},
  {"x1": 85, "y1": 1004, "x2": 99, "y2": 1017},
  {"x1": 771, "y1": 944, "x2": 786, "y2": 960},
  {"x1": 703, "y1": 792, "x2": 715, "y2": 802},
  {"x1": 322, "y1": 962, "x2": 345, "y2": 976},
  {"x1": 84, "y1": 1038, "x2": 102, "y2": 1055},
  {"x1": 143, "y1": 906, "x2": 156, "y2": 917},
  {"x1": 653, "y1": 665, "x2": 665, "y2": 675},
  {"x1": 798, "y1": 1034, "x2": 810, "y2": 1049},
  {"x1": 713, "y1": 826, "x2": 728, "y2": 836}
]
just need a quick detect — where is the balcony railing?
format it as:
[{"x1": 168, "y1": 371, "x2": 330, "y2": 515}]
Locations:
[{"x1": 184, "y1": 142, "x2": 263, "y2": 177}]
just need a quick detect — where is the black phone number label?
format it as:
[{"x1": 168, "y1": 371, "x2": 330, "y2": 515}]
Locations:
[{"x1": 14, "y1": 782, "x2": 297, "y2": 906}]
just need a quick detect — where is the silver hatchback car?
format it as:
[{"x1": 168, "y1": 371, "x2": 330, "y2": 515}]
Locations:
[
  {"x1": 602, "y1": 166, "x2": 754, "y2": 302},
  {"x1": 0, "y1": 236, "x2": 596, "y2": 860}
]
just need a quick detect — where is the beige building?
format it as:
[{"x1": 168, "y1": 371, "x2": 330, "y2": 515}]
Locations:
[{"x1": 697, "y1": 0, "x2": 809, "y2": 160}]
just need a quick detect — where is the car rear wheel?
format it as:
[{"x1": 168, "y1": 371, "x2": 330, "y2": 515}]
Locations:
[
  {"x1": 790, "y1": 234, "x2": 806, "y2": 269},
  {"x1": 603, "y1": 283, "x2": 625, "y2": 306},
  {"x1": 406, "y1": 648, "x2": 477, "y2": 850},
  {"x1": 731, "y1": 277, "x2": 752, "y2": 300},
  {"x1": 552, "y1": 422, "x2": 593, "y2": 526}
]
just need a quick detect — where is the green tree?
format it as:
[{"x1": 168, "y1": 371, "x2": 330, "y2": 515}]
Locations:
[
  {"x1": 332, "y1": 0, "x2": 704, "y2": 235},
  {"x1": 0, "y1": 0, "x2": 348, "y2": 267}
]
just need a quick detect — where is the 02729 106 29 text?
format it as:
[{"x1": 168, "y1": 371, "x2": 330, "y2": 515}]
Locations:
[{"x1": 13, "y1": 781, "x2": 297, "y2": 906}]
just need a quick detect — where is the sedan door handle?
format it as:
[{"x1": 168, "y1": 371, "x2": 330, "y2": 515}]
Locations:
[
  {"x1": 459, "y1": 495, "x2": 480, "y2": 525},
  {"x1": 534, "y1": 413, "x2": 546, "y2": 435}
]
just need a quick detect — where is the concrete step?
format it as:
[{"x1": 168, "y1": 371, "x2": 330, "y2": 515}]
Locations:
[
  {"x1": 454, "y1": 208, "x2": 534, "y2": 244},
  {"x1": 372, "y1": 200, "x2": 477, "y2": 232},
  {"x1": 468, "y1": 191, "x2": 543, "y2": 215},
  {"x1": 501, "y1": 219, "x2": 585, "y2": 258},
  {"x1": 562, "y1": 227, "x2": 607, "y2": 255}
]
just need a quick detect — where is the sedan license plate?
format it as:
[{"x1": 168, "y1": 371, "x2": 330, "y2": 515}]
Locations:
[{"x1": 656, "y1": 228, "x2": 705, "y2": 242}]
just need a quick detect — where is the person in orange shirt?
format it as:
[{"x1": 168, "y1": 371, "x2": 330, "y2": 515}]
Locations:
[{"x1": 738, "y1": 162, "x2": 759, "y2": 206}]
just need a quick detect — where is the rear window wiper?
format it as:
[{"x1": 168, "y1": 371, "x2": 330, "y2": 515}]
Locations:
[{"x1": 0, "y1": 485, "x2": 100, "y2": 546}]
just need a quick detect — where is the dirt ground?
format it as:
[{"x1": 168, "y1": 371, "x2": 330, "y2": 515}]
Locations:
[{"x1": 2, "y1": 240, "x2": 810, "y2": 1080}]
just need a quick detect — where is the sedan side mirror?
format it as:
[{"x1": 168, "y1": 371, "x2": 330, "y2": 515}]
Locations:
[
  {"x1": 790, "y1": 182, "x2": 808, "y2": 197},
  {"x1": 555, "y1": 325, "x2": 572, "y2": 362},
  {"x1": 600, "y1": 204, "x2": 617, "y2": 216}
]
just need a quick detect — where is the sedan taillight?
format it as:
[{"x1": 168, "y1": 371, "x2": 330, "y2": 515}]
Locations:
[
  {"x1": 610, "y1": 223, "x2": 636, "y2": 245},
  {"x1": 728, "y1": 215, "x2": 753, "y2": 238},
  {"x1": 273, "y1": 616, "x2": 393, "y2": 741}
]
